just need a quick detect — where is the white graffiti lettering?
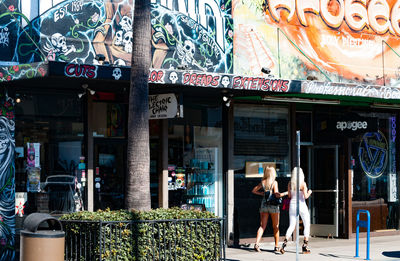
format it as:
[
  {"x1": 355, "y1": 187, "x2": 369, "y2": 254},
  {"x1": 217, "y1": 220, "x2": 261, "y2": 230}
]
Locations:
[
  {"x1": 71, "y1": 0, "x2": 84, "y2": 12},
  {"x1": 54, "y1": 4, "x2": 69, "y2": 23},
  {"x1": 302, "y1": 81, "x2": 400, "y2": 99},
  {"x1": 0, "y1": 27, "x2": 9, "y2": 47},
  {"x1": 151, "y1": 0, "x2": 225, "y2": 51},
  {"x1": 53, "y1": 0, "x2": 83, "y2": 22}
]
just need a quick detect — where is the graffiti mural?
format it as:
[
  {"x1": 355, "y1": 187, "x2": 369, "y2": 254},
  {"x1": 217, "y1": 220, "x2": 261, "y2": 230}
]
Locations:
[
  {"x1": 233, "y1": 0, "x2": 400, "y2": 86},
  {"x1": 0, "y1": 0, "x2": 233, "y2": 73},
  {"x1": 0, "y1": 92, "x2": 15, "y2": 261},
  {"x1": 0, "y1": 0, "x2": 19, "y2": 63},
  {"x1": 0, "y1": 0, "x2": 134, "y2": 66},
  {"x1": 0, "y1": 62, "x2": 47, "y2": 82},
  {"x1": 150, "y1": 0, "x2": 233, "y2": 73}
]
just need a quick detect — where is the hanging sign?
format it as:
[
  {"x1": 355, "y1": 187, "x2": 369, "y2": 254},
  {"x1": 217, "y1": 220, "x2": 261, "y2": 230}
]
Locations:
[
  {"x1": 15, "y1": 192, "x2": 27, "y2": 217},
  {"x1": 27, "y1": 142, "x2": 40, "y2": 168},
  {"x1": 149, "y1": 93, "x2": 179, "y2": 119},
  {"x1": 389, "y1": 174, "x2": 398, "y2": 202},
  {"x1": 27, "y1": 167, "x2": 41, "y2": 192}
]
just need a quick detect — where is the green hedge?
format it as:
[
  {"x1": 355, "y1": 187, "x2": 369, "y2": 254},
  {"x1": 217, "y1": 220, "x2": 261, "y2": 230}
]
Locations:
[{"x1": 61, "y1": 208, "x2": 223, "y2": 261}]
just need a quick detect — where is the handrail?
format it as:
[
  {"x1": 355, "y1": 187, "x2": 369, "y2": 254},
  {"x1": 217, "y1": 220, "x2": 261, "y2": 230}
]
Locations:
[{"x1": 355, "y1": 209, "x2": 371, "y2": 260}]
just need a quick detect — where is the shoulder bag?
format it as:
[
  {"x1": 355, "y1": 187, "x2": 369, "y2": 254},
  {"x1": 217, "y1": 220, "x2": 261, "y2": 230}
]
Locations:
[{"x1": 264, "y1": 182, "x2": 282, "y2": 206}]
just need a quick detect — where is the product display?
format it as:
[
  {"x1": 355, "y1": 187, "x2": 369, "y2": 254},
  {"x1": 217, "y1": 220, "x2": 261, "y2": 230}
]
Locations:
[{"x1": 185, "y1": 148, "x2": 218, "y2": 213}]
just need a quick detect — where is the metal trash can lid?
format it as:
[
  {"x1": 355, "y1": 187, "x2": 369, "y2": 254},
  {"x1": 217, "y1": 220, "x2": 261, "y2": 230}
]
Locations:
[
  {"x1": 23, "y1": 213, "x2": 63, "y2": 232},
  {"x1": 20, "y1": 230, "x2": 65, "y2": 238}
]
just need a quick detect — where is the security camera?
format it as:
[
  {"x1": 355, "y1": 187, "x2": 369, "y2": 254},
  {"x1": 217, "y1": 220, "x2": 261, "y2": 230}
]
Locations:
[{"x1": 261, "y1": 67, "x2": 271, "y2": 74}]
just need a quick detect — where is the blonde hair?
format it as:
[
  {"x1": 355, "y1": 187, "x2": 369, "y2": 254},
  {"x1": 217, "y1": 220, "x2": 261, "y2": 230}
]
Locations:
[
  {"x1": 262, "y1": 166, "x2": 276, "y2": 189},
  {"x1": 290, "y1": 167, "x2": 305, "y2": 190}
]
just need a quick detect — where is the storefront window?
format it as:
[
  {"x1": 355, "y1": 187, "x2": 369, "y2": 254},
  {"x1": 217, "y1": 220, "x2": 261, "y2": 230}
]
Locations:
[
  {"x1": 351, "y1": 112, "x2": 400, "y2": 232},
  {"x1": 233, "y1": 103, "x2": 290, "y2": 238},
  {"x1": 167, "y1": 97, "x2": 223, "y2": 217},
  {"x1": 14, "y1": 91, "x2": 84, "y2": 215},
  {"x1": 92, "y1": 101, "x2": 127, "y2": 211}
]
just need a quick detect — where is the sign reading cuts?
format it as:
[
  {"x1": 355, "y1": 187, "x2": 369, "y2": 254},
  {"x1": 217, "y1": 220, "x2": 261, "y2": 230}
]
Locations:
[{"x1": 149, "y1": 93, "x2": 178, "y2": 119}]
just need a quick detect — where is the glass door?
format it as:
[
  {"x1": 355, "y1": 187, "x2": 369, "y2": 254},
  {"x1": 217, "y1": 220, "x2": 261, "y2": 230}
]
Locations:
[
  {"x1": 309, "y1": 145, "x2": 339, "y2": 237},
  {"x1": 94, "y1": 138, "x2": 126, "y2": 210}
]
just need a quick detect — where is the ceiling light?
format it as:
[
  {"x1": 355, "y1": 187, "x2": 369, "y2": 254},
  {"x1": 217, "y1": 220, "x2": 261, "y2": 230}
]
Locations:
[
  {"x1": 371, "y1": 103, "x2": 400, "y2": 109},
  {"x1": 262, "y1": 96, "x2": 340, "y2": 105},
  {"x1": 78, "y1": 92, "x2": 85, "y2": 99},
  {"x1": 89, "y1": 89, "x2": 96, "y2": 95},
  {"x1": 222, "y1": 96, "x2": 229, "y2": 102}
]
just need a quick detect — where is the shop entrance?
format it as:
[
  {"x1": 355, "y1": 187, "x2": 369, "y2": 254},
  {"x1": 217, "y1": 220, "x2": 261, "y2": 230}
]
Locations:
[
  {"x1": 308, "y1": 145, "x2": 339, "y2": 237},
  {"x1": 94, "y1": 138, "x2": 126, "y2": 210}
]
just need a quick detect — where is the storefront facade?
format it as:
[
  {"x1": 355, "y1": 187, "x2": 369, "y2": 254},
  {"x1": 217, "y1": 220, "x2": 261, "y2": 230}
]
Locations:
[{"x1": 1, "y1": 0, "x2": 400, "y2": 259}]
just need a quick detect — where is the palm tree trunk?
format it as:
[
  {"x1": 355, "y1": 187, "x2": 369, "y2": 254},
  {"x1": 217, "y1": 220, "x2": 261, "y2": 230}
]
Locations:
[{"x1": 125, "y1": 0, "x2": 151, "y2": 211}]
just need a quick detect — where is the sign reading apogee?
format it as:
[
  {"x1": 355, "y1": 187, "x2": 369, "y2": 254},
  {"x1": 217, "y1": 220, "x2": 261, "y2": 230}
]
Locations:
[{"x1": 336, "y1": 121, "x2": 367, "y2": 131}]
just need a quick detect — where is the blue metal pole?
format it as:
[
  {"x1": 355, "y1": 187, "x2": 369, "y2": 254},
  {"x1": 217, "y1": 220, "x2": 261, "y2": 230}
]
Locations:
[
  {"x1": 355, "y1": 211, "x2": 360, "y2": 258},
  {"x1": 366, "y1": 211, "x2": 370, "y2": 260}
]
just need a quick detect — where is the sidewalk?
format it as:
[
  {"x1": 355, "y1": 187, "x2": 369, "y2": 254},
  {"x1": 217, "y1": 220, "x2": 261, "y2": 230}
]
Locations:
[{"x1": 226, "y1": 235, "x2": 400, "y2": 261}]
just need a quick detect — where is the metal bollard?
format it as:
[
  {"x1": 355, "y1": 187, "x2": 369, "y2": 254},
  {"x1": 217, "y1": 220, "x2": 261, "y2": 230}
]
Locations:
[{"x1": 355, "y1": 209, "x2": 370, "y2": 260}]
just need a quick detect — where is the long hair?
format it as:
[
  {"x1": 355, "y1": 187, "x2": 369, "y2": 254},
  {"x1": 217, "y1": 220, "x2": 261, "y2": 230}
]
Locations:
[
  {"x1": 290, "y1": 167, "x2": 305, "y2": 190},
  {"x1": 262, "y1": 166, "x2": 276, "y2": 189}
]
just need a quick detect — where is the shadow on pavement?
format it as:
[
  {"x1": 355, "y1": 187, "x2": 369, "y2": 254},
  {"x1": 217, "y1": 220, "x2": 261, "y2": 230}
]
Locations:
[
  {"x1": 234, "y1": 245, "x2": 276, "y2": 253},
  {"x1": 382, "y1": 251, "x2": 400, "y2": 258},
  {"x1": 318, "y1": 253, "x2": 356, "y2": 259}
]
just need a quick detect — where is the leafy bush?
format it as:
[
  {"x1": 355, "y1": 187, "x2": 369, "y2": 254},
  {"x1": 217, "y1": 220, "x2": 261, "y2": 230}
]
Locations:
[{"x1": 61, "y1": 208, "x2": 223, "y2": 261}]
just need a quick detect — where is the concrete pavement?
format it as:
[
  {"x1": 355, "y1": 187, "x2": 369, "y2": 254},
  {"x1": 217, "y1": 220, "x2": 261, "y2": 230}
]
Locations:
[{"x1": 225, "y1": 235, "x2": 400, "y2": 261}]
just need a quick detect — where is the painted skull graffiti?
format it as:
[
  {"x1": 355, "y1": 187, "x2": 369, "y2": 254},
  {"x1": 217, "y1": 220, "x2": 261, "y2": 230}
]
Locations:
[
  {"x1": 119, "y1": 16, "x2": 132, "y2": 32},
  {"x1": 177, "y1": 40, "x2": 196, "y2": 66},
  {"x1": 221, "y1": 76, "x2": 230, "y2": 88},
  {"x1": 43, "y1": 33, "x2": 76, "y2": 59},
  {"x1": 114, "y1": 30, "x2": 124, "y2": 46},
  {"x1": 169, "y1": 71, "x2": 178, "y2": 84},
  {"x1": 112, "y1": 68, "x2": 122, "y2": 80},
  {"x1": 123, "y1": 31, "x2": 133, "y2": 53},
  {"x1": 113, "y1": 15, "x2": 133, "y2": 55},
  {"x1": 51, "y1": 33, "x2": 67, "y2": 53}
]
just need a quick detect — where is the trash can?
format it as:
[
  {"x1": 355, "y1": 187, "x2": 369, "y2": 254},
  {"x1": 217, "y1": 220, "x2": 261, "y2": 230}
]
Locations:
[{"x1": 20, "y1": 213, "x2": 65, "y2": 261}]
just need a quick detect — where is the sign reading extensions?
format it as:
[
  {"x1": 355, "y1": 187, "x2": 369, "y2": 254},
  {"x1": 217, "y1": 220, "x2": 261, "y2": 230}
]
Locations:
[{"x1": 149, "y1": 93, "x2": 179, "y2": 119}]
